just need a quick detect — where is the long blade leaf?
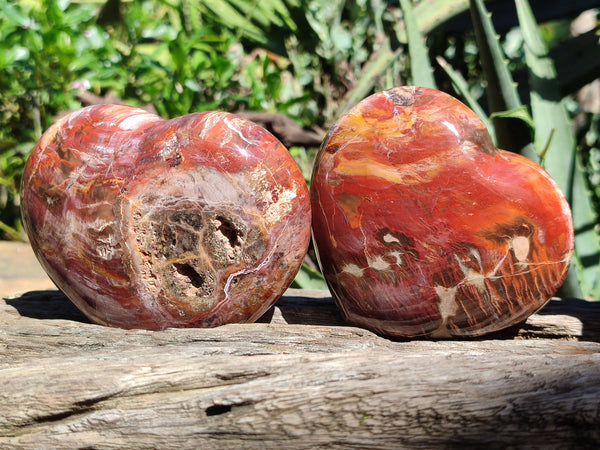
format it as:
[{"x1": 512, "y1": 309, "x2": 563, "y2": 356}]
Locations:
[
  {"x1": 515, "y1": 0, "x2": 600, "y2": 299},
  {"x1": 469, "y1": 0, "x2": 535, "y2": 156},
  {"x1": 336, "y1": 42, "x2": 401, "y2": 115},
  {"x1": 396, "y1": 0, "x2": 470, "y2": 43},
  {"x1": 399, "y1": 0, "x2": 435, "y2": 88}
]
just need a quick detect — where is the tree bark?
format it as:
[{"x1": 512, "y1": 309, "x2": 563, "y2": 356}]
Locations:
[{"x1": 1, "y1": 285, "x2": 599, "y2": 448}]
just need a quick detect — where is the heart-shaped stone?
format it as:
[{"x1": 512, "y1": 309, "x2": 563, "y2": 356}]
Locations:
[
  {"x1": 311, "y1": 87, "x2": 574, "y2": 338},
  {"x1": 22, "y1": 105, "x2": 311, "y2": 330}
]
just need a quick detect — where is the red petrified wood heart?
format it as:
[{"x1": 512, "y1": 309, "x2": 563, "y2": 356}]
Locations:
[
  {"x1": 310, "y1": 86, "x2": 574, "y2": 338},
  {"x1": 22, "y1": 105, "x2": 311, "y2": 330}
]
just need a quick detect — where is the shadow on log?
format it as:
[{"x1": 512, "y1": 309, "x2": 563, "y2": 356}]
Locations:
[{"x1": 1, "y1": 288, "x2": 599, "y2": 448}]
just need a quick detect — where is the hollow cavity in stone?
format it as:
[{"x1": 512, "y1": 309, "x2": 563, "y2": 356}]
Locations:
[{"x1": 130, "y1": 195, "x2": 265, "y2": 313}]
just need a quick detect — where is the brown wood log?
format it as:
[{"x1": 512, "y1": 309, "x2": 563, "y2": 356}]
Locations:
[
  {"x1": 0, "y1": 287, "x2": 599, "y2": 448},
  {"x1": 1, "y1": 244, "x2": 599, "y2": 448}
]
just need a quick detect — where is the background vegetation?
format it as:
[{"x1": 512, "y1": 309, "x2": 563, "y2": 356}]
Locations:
[{"x1": 1, "y1": 0, "x2": 599, "y2": 298}]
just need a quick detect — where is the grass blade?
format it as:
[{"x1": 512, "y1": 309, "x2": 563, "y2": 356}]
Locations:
[
  {"x1": 336, "y1": 42, "x2": 400, "y2": 115},
  {"x1": 292, "y1": 263, "x2": 328, "y2": 290},
  {"x1": 396, "y1": 0, "x2": 470, "y2": 43},
  {"x1": 515, "y1": 0, "x2": 600, "y2": 299},
  {"x1": 399, "y1": 0, "x2": 435, "y2": 88},
  {"x1": 469, "y1": 0, "x2": 535, "y2": 157},
  {"x1": 199, "y1": 1, "x2": 268, "y2": 45}
]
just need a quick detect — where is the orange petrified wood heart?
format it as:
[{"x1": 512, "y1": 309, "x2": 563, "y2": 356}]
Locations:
[
  {"x1": 311, "y1": 86, "x2": 574, "y2": 338},
  {"x1": 21, "y1": 105, "x2": 311, "y2": 330}
]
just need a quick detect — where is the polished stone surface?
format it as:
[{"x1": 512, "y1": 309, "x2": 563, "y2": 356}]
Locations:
[
  {"x1": 311, "y1": 87, "x2": 574, "y2": 338},
  {"x1": 21, "y1": 105, "x2": 311, "y2": 329}
]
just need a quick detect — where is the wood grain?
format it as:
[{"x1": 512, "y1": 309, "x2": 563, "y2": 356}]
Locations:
[{"x1": 1, "y1": 288, "x2": 599, "y2": 448}]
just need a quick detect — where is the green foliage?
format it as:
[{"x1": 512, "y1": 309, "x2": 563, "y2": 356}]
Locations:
[
  {"x1": 468, "y1": 0, "x2": 536, "y2": 157},
  {"x1": 0, "y1": 145, "x2": 27, "y2": 240},
  {"x1": 514, "y1": 0, "x2": 599, "y2": 299},
  {"x1": 0, "y1": 0, "x2": 99, "y2": 240},
  {"x1": 456, "y1": 0, "x2": 600, "y2": 298},
  {"x1": 1, "y1": 0, "x2": 599, "y2": 296},
  {"x1": 399, "y1": 0, "x2": 435, "y2": 88},
  {"x1": 291, "y1": 262, "x2": 327, "y2": 290}
]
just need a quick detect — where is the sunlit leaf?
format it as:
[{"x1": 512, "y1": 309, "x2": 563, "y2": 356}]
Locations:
[
  {"x1": 469, "y1": 0, "x2": 535, "y2": 156},
  {"x1": 292, "y1": 263, "x2": 328, "y2": 290},
  {"x1": 399, "y1": 0, "x2": 435, "y2": 88},
  {"x1": 516, "y1": 0, "x2": 600, "y2": 299}
]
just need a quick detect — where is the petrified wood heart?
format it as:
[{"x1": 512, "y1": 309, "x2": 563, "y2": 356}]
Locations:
[
  {"x1": 310, "y1": 87, "x2": 574, "y2": 338},
  {"x1": 21, "y1": 105, "x2": 311, "y2": 330}
]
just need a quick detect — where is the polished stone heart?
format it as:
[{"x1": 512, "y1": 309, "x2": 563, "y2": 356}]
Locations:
[
  {"x1": 22, "y1": 105, "x2": 311, "y2": 330},
  {"x1": 310, "y1": 87, "x2": 574, "y2": 338}
]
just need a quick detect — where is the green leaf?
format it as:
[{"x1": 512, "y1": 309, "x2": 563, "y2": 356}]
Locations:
[
  {"x1": 55, "y1": 0, "x2": 71, "y2": 12},
  {"x1": 264, "y1": 0, "x2": 300, "y2": 31},
  {"x1": 169, "y1": 32, "x2": 188, "y2": 72},
  {"x1": 568, "y1": 151, "x2": 600, "y2": 299},
  {"x1": 399, "y1": 0, "x2": 435, "y2": 88},
  {"x1": 469, "y1": 0, "x2": 535, "y2": 156},
  {"x1": 489, "y1": 105, "x2": 535, "y2": 138},
  {"x1": 60, "y1": 5, "x2": 96, "y2": 27},
  {"x1": 181, "y1": 0, "x2": 202, "y2": 35},
  {"x1": 395, "y1": 0, "x2": 470, "y2": 43},
  {"x1": 199, "y1": 1, "x2": 267, "y2": 45},
  {"x1": 469, "y1": 0, "x2": 520, "y2": 107},
  {"x1": 413, "y1": 0, "x2": 469, "y2": 36},
  {"x1": 184, "y1": 79, "x2": 201, "y2": 92},
  {"x1": 330, "y1": 22, "x2": 353, "y2": 52},
  {"x1": 336, "y1": 41, "x2": 400, "y2": 115},
  {"x1": 292, "y1": 263, "x2": 328, "y2": 290},
  {"x1": 515, "y1": 0, "x2": 600, "y2": 299},
  {"x1": 0, "y1": 45, "x2": 29, "y2": 67},
  {"x1": 235, "y1": 0, "x2": 297, "y2": 31},
  {"x1": 0, "y1": 3, "x2": 35, "y2": 29}
]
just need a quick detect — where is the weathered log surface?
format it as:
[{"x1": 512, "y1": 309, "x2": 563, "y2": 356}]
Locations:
[{"x1": 1, "y1": 242, "x2": 599, "y2": 448}]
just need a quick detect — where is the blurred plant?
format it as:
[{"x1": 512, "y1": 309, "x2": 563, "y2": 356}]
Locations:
[
  {"x1": 1, "y1": 0, "x2": 599, "y2": 296},
  {"x1": 0, "y1": 144, "x2": 27, "y2": 240},
  {"x1": 0, "y1": 0, "x2": 100, "y2": 240},
  {"x1": 419, "y1": 0, "x2": 600, "y2": 299}
]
